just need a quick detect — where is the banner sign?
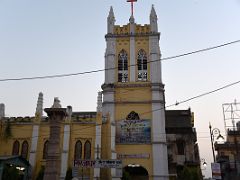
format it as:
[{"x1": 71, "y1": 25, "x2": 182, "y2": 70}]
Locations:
[
  {"x1": 211, "y1": 163, "x2": 222, "y2": 179},
  {"x1": 116, "y1": 119, "x2": 151, "y2": 144},
  {"x1": 117, "y1": 153, "x2": 150, "y2": 159},
  {"x1": 74, "y1": 159, "x2": 122, "y2": 168}
]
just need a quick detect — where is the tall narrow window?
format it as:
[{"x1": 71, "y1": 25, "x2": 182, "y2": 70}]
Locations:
[
  {"x1": 118, "y1": 50, "x2": 128, "y2": 82},
  {"x1": 177, "y1": 140, "x2": 185, "y2": 155},
  {"x1": 84, "y1": 140, "x2": 91, "y2": 159},
  {"x1": 137, "y1": 49, "x2": 147, "y2": 81},
  {"x1": 43, "y1": 140, "x2": 49, "y2": 159},
  {"x1": 12, "y1": 140, "x2": 20, "y2": 155},
  {"x1": 21, "y1": 141, "x2": 28, "y2": 159},
  {"x1": 74, "y1": 140, "x2": 82, "y2": 160}
]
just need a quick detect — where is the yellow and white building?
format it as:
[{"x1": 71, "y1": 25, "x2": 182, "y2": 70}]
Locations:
[{"x1": 0, "y1": 6, "x2": 201, "y2": 180}]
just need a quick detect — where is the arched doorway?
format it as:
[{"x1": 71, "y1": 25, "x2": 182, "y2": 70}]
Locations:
[{"x1": 122, "y1": 164, "x2": 149, "y2": 180}]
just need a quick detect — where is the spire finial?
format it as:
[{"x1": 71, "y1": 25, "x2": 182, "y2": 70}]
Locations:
[
  {"x1": 107, "y1": 6, "x2": 115, "y2": 34},
  {"x1": 51, "y1": 97, "x2": 62, "y2": 108},
  {"x1": 150, "y1": 4, "x2": 157, "y2": 18},
  {"x1": 35, "y1": 92, "x2": 43, "y2": 117},
  {"x1": 150, "y1": 4, "x2": 158, "y2": 32}
]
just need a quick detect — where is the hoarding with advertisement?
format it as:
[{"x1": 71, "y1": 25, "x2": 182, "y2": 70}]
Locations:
[
  {"x1": 211, "y1": 163, "x2": 222, "y2": 179},
  {"x1": 116, "y1": 119, "x2": 151, "y2": 144}
]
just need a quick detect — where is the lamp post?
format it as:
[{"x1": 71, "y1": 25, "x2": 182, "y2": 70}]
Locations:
[
  {"x1": 209, "y1": 123, "x2": 224, "y2": 162},
  {"x1": 201, "y1": 158, "x2": 207, "y2": 168},
  {"x1": 200, "y1": 158, "x2": 207, "y2": 179}
]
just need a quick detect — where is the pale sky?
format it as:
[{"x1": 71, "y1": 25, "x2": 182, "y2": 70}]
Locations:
[{"x1": 1, "y1": 0, "x2": 240, "y2": 178}]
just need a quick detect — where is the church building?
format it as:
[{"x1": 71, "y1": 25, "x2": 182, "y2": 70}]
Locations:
[{"x1": 0, "y1": 5, "x2": 201, "y2": 180}]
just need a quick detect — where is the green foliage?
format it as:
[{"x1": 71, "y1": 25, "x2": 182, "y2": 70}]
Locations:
[
  {"x1": 3, "y1": 120, "x2": 12, "y2": 140},
  {"x1": 65, "y1": 167, "x2": 72, "y2": 180},
  {"x1": 36, "y1": 166, "x2": 45, "y2": 180},
  {"x1": 177, "y1": 166, "x2": 201, "y2": 180},
  {"x1": 2, "y1": 165, "x2": 21, "y2": 180},
  {"x1": 122, "y1": 171, "x2": 131, "y2": 180}
]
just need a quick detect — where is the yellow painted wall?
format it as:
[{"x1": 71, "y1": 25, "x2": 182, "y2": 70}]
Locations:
[{"x1": 0, "y1": 123, "x2": 32, "y2": 157}]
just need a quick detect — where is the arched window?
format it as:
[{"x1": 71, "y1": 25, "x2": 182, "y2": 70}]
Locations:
[
  {"x1": 137, "y1": 49, "x2": 147, "y2": 81},
  {"x1": 12, "y1": 140, "x2": 20, "y2": 155},
  {"x1": 118, "y1": 50, "x2": 128, "y2": 82},
  {"x1": 84, "y1": 140, "x2": 91, "y2": 159},
  {"x1": 43, "y1": 140, "x2": 49, "y2": 159},
  {"x1": 21, "y1": 141, "x2": 29, "y2": 159},
  {"x1": 177, "y1": 140, "x2": 185, "y2": 155},
  {"x1": 74, "y1": 140, "x2": 82, "y2": 160}
]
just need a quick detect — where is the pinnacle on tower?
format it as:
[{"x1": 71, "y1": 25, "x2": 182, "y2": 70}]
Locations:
[
  {"x1": 97, "y1": 91, "x2": 102, "y2": 112},
  {"x1": 107, "y1": 6, "x2": 115, "y2": 34},
  {"x1": 150, "y1": 4, "x2": 158, "y2": 32},
  {"x1": 0, "y1": 103, "x2": 5, "y2": 118},
  {"x1": 35, "y1": 92, "x2": 43, "y2": 117},
  {"x1": 51, "y1": 97, "x2": 62, "y2": 108}
]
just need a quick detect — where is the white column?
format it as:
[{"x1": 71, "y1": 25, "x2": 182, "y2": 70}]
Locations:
[
  {"x1": 151, "y1": 86, "x2": 169, "y2": 180},
  {"x1": 29, "y1": 125, "x2": 39, "y2": 170},
  {"x1": 130, "y1": 36, "x2": 135, "y2": 82},
  {"x1": 94, "y1": 124, "x2": 101, "y2": 179},
  {"x1": 102, "y1": 88, "x2": 120, "y2": 179},
  {"x1": 129, "y1": 15, "x2": 135, "y2": 82},
  {"x1": 60, "y1": 125, "x2": 70, "y2": 180},
  {"x1": 105, "y1": 38, "x2": 116, "y2": 84},
  {"x1": 149, "y1": 36, "x2": 162, "y2": 83},
  {"x1": 150, "y1": 30, "x2": 168, "y2": 179}
]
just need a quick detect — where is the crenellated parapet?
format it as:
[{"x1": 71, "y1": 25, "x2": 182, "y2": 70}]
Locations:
[
  {"x1": 113, "y1": 24, "x2": 152, "y2": 36},
  {"x1": 2, "y1": 116, "x2": 35, "y2": 123},
  {"x1": 107, "y1": 24, "x2": 159, "y2": 39}
]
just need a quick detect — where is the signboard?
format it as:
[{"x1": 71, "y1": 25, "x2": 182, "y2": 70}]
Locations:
[
  {"x1": 72, "y1": 167, "x2": 79, "y2": 177},
  {"x1": 117, "y1": 153, "x2": 150, "y2": 159},
  {"x1": 211, "y1": 163, "x2": 222, "y2": 179},
  {"x1": 116, "y1": 119, "x2": 151, "y2": 144},
  {"x1": 74, "y1": 159, "x2": 122, "y2": 168}
]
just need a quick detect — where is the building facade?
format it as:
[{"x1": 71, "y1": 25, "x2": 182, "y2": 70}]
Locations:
[
  {"x1": 0, "y1": 6, "x2": 201, "y2": 180},
  {"x1": 215, "y1": 122, "x2": 240, "y2": 179}
]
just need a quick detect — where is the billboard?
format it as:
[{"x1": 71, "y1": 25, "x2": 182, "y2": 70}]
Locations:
[
  {"x1": 211, "y1": 163, "x2": 222, "y2": 179},
  {"x1": 116, "y1": 119, "x2": 151, "y2": 144}
]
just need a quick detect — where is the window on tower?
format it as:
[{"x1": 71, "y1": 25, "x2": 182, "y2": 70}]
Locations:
[
  {"x1": 12, "y1": 140, "x2": 20, "y2": 155},
  {"x1": 21, "y1": 140, "x2": 29, "y2": 159},
  {"x1": 84, "y1": 140, "x2": 91, "y2": 159},
  {"x1": 137, "y1": 49, "x2": 148, "y2": 81},
  {"x1": 74, "y1": 140, "x2": 82, "y2": 160},
  {"x1": 118, "y1": 50, "x2": 128, "y2": 82}
]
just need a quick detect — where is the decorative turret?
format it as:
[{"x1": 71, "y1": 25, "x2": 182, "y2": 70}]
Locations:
[
  {"x1": 150, "y1": 5, "x2": 158, "y2": 32},
  {"x1": 35, "y1": 92, "x2": 43, "y2": 117},
  {"x1": 97, "y1": 91, "x2": 102, "y2": 112},
  {"x1": 0, "y1": 103, "x2": 5, "y2": 118},
  {"x1": 107, "y1": 6, "x2": 115, "y2": 34},
  {"x1": 51, "y1": 97, "x2": 61, "y2": 108}
]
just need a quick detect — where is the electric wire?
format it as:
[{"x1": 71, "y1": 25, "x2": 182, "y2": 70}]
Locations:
[
  {"x1": 1, "y1": 78, "x2": 238, "y2": 141},
  {"x1": 0, "y1": 39, "x2": 239, "y2": 82}
]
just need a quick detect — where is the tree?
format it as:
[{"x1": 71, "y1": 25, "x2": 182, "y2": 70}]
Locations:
[
  {"x1": 65, "y1": 167, "x2": 72, "y2": 180},
  {"x1": 177, "y1": 166, "x2": 201, "y2": 180}
]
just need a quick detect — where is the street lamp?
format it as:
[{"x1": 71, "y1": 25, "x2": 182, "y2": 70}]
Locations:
[
  {"x1": 209, "y1": 122, "x2": 224, "y2": 162},
  {"x1": 201, "y1": 158, "x2": 207, "y2": 168}
]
